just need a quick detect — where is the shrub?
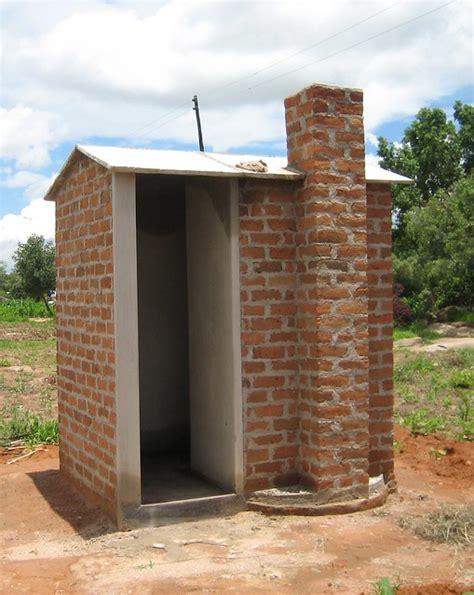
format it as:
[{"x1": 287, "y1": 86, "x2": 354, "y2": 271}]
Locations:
[
  {"x1": 0, "y1": 298, "x2": 55, "y2": 322},
  {"x1": 393, "y1": 283, "x2": 413, "y2": 326}
]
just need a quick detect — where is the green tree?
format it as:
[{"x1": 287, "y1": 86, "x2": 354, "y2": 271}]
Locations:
[
  {"x1": 0, "y1": 262, "x2": 10, "y2": 296},
  {"x1": 394, "y1": 175, "x2": 474, "y2": 314},
  {"x1": 454, "y1": 101, "x2": 474, "y2": 174},
  {"x1": 12, "y1": 235, "x2": 55, "y2": 312},
  {"x1": 377, "y1": 103, "x2": 470, "y2": 254}
]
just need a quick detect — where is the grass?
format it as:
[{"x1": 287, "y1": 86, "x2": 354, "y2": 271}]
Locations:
[
  {"x1": 0, "y1": 320, "x2": 57, "y2": 448},
  {"x1": 0, "y1": 298, "x2": 54, "y2": 322},
  {"x1": 373, "y1": 577, "x2": 396, "y2": 595},
  {"x1": 399, "y1": 504, "x2": 474, "y2": 547},
  {"x1": 0, "y1": 338, "x2": 55, "y2": 367},
  {"x1": 393, "y1": 321, "x2": 441, "y2": 342},
  {"x1": 450, "y1": 308, "x2": 474, "y2": 325},
  {"x1": 394, "y1": 349, "x2": 474, "y2": 440},
  {"x1": 0, "y1": 404, "x2": 58, "y2": 447}
]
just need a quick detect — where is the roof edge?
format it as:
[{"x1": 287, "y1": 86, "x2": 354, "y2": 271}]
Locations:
[
  {"x1": 43, "y1": 145, "x2": 414, "y2": 202},
  {"x1": 44, "y1": 145, "x2": 111, "y2": 201}
]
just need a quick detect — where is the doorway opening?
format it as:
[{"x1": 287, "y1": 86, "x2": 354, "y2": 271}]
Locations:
[{"x1": 135, "y1": 174, "x2": 241, "y2": 505}]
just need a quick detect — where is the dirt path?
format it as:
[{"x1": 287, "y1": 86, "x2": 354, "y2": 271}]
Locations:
[
  {"x1": 1, "y1": 437, "x2": 473, "y2": 594},
  {"x1": 395, "y1": 336, "x2": 474, "y2": 353}
]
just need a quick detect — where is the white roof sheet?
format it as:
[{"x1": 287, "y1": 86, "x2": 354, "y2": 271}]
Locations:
[
  {"x1": 44, "y1": 144, "x2": 412, "y2": 201},
  {"x1": 79, "y1": 145, "x2": 301, "y2": 179},
  {"x1": 365, "y1": 164, "x2": 412, "y2": 184}
]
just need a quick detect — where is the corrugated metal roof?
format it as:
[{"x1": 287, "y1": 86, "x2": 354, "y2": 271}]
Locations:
[{"x1": 44, "y1": 144, "x2": 413, "y2": 201}]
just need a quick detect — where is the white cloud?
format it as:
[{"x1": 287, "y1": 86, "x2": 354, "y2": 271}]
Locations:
[
  {"x1": 365, "y1": 132, "x2": 379, "y2": 148},
  {"x1": 0, "y1": 197, "x2": 55, "y2": 270},
  {"x1": 0, "y1": 0, "x2": 470, "y2": 168},
  {"x1": 0, "y1": 170, "x2": 56, "y2": 268},
  {"x1": 0, "y1": 106, "x2": 63, "y2": 169},
  {"x1": 0, "y1": 0, "x2": 472, "y2": 266},
  {"x1": 365, "y1": 153, "x2": 381, "y2": 169}
]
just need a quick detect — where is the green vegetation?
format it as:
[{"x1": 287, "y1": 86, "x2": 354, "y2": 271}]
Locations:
[
  {"x1": 398, "y1": 408, "x2": 445, "y2": 436},
  {"x1": 378, "y1": 102, "x2": 473, "y2": 320},
  {"x1": 0, "y1": 404, "x2": 58, "y2": 447},
  {"x1": 0, "y1": 338, "x2": 55, "y2": 367},
  {"x1": 394, "y1": 176, "x2": 473, "y2": 317},
  {"x1": 0, "y1": 298, "x2": 54, "y2": 322},
  {"x1": 0, "y1": 320, "x2": 57, "y2": 448},
  {"x1": 374, "y1": 577, "x2": 396, "y2": 595},
  {"x1": 12, "y1": 234, "x2": 55, "y2": 312},
  {"x1": 393, "y1": 322, "x2": 440, "y2": 342},
  {"x1": 394, "y1": 349, "x2": 473, "y2": 440}
]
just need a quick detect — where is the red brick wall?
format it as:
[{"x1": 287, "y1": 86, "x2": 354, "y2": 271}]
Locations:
[
  {"x1": 53, "y1": 85, "x2": 395, "y2": 516},
  {"x1": 239, "y1": 84, "x2": 384, "y2": 503},
  {"x1": 239, "y1": 179, "x2": 300, "y2": 492},
  {"x1": 285, "y1": 83, "x2": 370, "y2": 502},
  {"x1": 367, "y1": 182, "x2": 395, "y2": 483},
  {"x1": 55, "y1": 152, "x2": 117, "y2": 518}
]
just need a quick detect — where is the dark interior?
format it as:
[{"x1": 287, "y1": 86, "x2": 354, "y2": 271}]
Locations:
[{"x1": 135, "y1": 174, "x2": 225, "y2": 504}]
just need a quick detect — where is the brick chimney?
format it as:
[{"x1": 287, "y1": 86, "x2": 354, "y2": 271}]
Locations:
[{"x1": 285, "y1": 84, "x2": 370, "y2": 501}]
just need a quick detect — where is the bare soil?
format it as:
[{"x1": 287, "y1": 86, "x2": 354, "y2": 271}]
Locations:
[{"x1": 1, "y1": 434, "x2": 473, "y2": 594}]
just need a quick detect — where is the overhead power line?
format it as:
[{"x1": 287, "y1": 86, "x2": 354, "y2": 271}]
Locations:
[
  {"x1": 129, "y1": 0, "x2": 457, "y2": 140},
  {"x1": 127, "y1": 1, "x2": 401, "y2": 139},
  {"x1": 207, "y1": 0, "x2": 402, "y2": 94},
  {"x1": 248, "y1": 0, "x2": 457, "y2": 90}
]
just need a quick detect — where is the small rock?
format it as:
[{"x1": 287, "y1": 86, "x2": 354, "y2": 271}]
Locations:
[
  {"x1": 395, "y1": 338, "x2": 422, "y2": 348},
  {"x1": 152, "y1": 542, "x2": 166, "y2": 550},
  {"x1": 436, "y1": 305, "x2": 461, "y2": 322},
  {"x1": 7, "y1": 365, "x2": 34, "y2": 373}
]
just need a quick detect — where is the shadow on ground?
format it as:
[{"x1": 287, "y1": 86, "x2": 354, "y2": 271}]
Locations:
[{"x1": 27, "y1": 468, "x2": 115, "y2": 539}]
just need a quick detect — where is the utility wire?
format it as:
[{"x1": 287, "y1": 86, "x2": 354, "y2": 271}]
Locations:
[
  {"x1": 139, "y1": 109, "x2": 191, "y2": 139},
  {"x1": 206, "y1": 0, "x2": 401, "y2": 93},
  {"x1": 248, "y1": 0, "x2": 457, "y2": 90},
  {"x1": 127, "y1": 1, "x2": 401, "y2": 139},
  {"x1": 131, "y1": 0, "x2": 456, "y2": 139},
  {"x1": 128, "y1": 100, "x2": 190, "y2": 137}
]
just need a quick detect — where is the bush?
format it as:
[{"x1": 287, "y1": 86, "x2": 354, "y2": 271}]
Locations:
[
  {"x1": 395, "y1": 176, "x2": 474, "y2": 313},
  {"x1": 0, "y1": 298, "x2": 55, "y2": 322},
  {"x1": 393, "y1": 284, "x2": 413, "y2": 326}
]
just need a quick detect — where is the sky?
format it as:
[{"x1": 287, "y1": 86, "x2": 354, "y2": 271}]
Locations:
[{"x1": 0, "y1": 0, "x2": 472, "y2": 268}]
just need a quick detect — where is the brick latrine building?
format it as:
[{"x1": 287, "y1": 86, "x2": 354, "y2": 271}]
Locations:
[{"x1": 45, "y1": 83, "x2": 411, "y2": 527}]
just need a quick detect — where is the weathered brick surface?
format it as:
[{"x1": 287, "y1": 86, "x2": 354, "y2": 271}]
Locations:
[
  {"x1": 55, "y1": 152, "x2": 117, "y2": 518},
  {"x1": 367, "y1": 183, "x2": 395, "y2": 482},
  {"x1": 285, "y1": 83, "x2": 370, "y2": 502},
  {"x1": 239, "y1": 180, "x2": 299, "y2": 492}
]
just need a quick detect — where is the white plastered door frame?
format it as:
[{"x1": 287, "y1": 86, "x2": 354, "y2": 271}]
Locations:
[{"x1": 112, "y1": 172, "x2": 244, "y2": 526}]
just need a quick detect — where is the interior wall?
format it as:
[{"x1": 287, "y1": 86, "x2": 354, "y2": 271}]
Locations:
[
  {"x1": 136, "y1": 175, "x2": 190, "y2": 456},
  {"x1": 186, "y1": 177, "x2": 240, "y2": 492}
]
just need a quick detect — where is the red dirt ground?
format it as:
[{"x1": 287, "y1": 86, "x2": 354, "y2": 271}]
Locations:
[
  {"x1": 394, "y1": 425, "x2": 474, "y2": 485},
  {"x1": 0, "y1": 432, "x2": 473, "y2": 594}
]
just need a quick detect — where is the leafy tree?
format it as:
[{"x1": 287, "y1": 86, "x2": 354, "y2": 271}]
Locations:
[
  {"x1": 454, "y1": 101, "x2": 474, "y2": 174},
  {"x1": 12, "y1": 235, "x2": 55, "y2": 312},
  {"x1": 377, "y1": 102, "x2": 470, "y2": 254},
  {"x1": 0, "y1": 262, "x2": 10, "y2": 296},
  {"x1": 394, "y1": 175, "x2": 474, "y2": 314}
]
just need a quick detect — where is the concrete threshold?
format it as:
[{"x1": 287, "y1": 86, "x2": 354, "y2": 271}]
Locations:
[{"x1": 124, "y1": 493, "x2": 245, "y2": 527}]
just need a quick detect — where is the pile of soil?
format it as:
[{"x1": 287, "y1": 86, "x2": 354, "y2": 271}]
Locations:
[{"x1": 394, "y1": 425, "x2": 473, "y2": 486}]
